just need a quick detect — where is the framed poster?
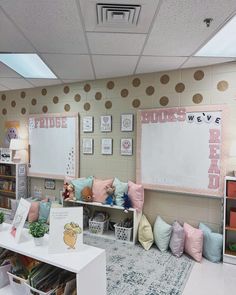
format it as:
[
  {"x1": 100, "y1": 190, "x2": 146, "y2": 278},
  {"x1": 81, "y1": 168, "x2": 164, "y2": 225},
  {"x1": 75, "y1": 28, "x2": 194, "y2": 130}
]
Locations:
[
  {"x1": 82, "y1": 116, "x2": 93, "y2": 133},
  {"x1": 121, "y1": 138, "x2": 133, "y2": 155},
  {"x1": 44, "y1": 179, "x2": 56, "y2": 190},
  {"x1": 82, "y1": 138, "x2": 93, "y2": 154},
  {"x1": 121, "y1": 114, "x2": 134, "y2": 132},
  {"x1": 100, "y1": 115, "x2": 112, "y2": 132},
  {"x1": 101, "y1": 138, "x2": 113, "y2": 155}
]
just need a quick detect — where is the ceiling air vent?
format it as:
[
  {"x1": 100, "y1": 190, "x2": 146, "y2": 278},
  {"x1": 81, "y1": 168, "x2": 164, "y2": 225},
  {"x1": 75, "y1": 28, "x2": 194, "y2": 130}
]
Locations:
[{"x1": 96, "y1": 3, "x2": 141, "y2": 26}]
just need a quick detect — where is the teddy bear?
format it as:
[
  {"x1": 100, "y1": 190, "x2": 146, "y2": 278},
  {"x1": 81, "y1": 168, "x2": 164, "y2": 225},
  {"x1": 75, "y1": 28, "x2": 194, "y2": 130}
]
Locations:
[
  {"x1": 63, "y1": 182, "x2": 76, "y2": 201},
  {"x1": 81, "y1": 186, "x2": 93, "y2": 202},
  {"x1": 104, "y1": 185, "x2": 116, "y2": 206}
]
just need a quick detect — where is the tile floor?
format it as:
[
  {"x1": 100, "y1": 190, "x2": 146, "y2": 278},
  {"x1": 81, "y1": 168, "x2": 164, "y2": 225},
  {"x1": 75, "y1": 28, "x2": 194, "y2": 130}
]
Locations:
[{"x1": 183, "y1": 259, "x2": 236, "y2": 295}]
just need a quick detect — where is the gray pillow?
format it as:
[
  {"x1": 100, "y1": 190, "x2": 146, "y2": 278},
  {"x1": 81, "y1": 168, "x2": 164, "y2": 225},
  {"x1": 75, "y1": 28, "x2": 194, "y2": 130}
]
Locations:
[
  {"x1": 169, "y1": 221, "x2": 185, "y2": 257},
  {"x1": 10, "y1": 199, "x2": 19, "y2": 220}
]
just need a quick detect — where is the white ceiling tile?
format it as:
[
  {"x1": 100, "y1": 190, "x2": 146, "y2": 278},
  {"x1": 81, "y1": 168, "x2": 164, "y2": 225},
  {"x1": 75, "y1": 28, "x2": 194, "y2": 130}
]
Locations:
[
  {"x1": 144, "y1": 0, "x2": 236, "y2": 56},
  {"x1": 92, "y1": 55, "x2": 139, "y2": 79},
  {"x1": 62, "y1": 79, "x2": 83, "y2": 83},
  {"x1": 0, "y1": 62, "x2": 22, "y2": 78},
  {"x1": 0, "y1": 78, "x2": 33, "y2": 90},
  {"x1": 181, "y1": 57, "x2": 235, "y2": 69},
  {"x1": 136, "y1": 56, "x2": 187, "y2": 74},
  {"x1": 0, "y1": 0, "x2": 88, "y2": 54},
  {"x1": 87, "y1": 32, "x2": 146, "y2": 55},
  {"x1": 80, "y1": 0, "x2": 160, "y2": 33},
  {"x1": 41, "y1": 54, "x2": 94, "y2": 80},
  {"x1": 26, "y1": 79, "x2": 62, "y2": 87},
  {"x1": 0, "y1": 9, "x2": 35, "y2": 52}
]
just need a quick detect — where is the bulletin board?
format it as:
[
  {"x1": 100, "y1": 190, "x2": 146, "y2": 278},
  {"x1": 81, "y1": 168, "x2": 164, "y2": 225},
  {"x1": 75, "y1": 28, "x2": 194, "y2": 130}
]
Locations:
[
  {"x1": 136, "y1": 105, "x2": 228, "y2": 197},
  {"x1": 28, "y1": 113, "x2": 79, "y2": 180}
]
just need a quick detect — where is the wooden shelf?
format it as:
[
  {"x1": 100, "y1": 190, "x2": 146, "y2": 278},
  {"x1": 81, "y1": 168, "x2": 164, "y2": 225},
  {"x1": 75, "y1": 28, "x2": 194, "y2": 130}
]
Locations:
[
  {"x1": 0, "y1": 190, "x2": 15, "y2": 197},
  {"x1": 225, "y1": 226, "x2": 236, "y2": 231},
  {"x1": 225, "y1": 249, "x2": 236, "y2": 256},
  {"x1": 0, "y1": 174, "x2": 15, "y2": 179},
  {"x1": 226, "y1": 196, "x2": 236, "y2": 200}
]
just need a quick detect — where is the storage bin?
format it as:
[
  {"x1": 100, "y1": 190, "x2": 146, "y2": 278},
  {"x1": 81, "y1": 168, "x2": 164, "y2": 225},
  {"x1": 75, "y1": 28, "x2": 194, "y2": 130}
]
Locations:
[
  {"x1": 24, "y1": 282, "x2": 55, "y2": 295},
  {"x1": 7, "y1": 272, "x2": 28, "y2": 295},
  {"x1": 0, "y1": 263, "x2": 11, "y2": 288},
  {"x1": 230, "y1": 208, "x2": 236, "y2": 228},
  {"x1": 114, "y1": 224, "x2": 133, "y2": 242},
  {"x1": 227, "y1": 181, "x2": 236, "y2": 198},
  {"x1": 89, "y1": 218, "x2": 109, "y2": 234}
]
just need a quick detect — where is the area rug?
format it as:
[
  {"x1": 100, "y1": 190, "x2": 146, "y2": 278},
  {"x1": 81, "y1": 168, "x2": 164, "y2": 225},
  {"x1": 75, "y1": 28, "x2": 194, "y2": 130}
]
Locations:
[{"x1": 84, "y1": 235, "x2": 194, "y2": 295}]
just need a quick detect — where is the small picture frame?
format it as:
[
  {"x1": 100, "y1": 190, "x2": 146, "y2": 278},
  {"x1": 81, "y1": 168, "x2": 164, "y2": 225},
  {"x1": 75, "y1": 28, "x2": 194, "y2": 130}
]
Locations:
[
  {"x1": 100, "y1": 115, "x2": 112, "y2": 132},
  {"x1": 82, "y1": 116, "x2": 93, "y2": 133},
  {"x1": 44, "y1": 179, "x2": 56, "y2": 190},
  {"x1": 121, "y1": 114, "x2": 134, "y2": 132},
  {"x1": 121, "y1": 138, "x2": 133, "y2": 156},
  {"x1": 0, "y1": 148, "x2": 12, "y2": 163},
  {"x1": 101, "y1": 138, "x2": 113, "y2": 155},
  {"x1": 82, "y1": 138, "x2": 93, "y2": 154}
]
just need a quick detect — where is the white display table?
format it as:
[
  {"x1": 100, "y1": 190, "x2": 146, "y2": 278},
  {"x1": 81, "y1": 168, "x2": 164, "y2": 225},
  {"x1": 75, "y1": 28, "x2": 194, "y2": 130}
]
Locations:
[{"x1": 0, "y1": 223, "x2": 106, "y2": 295}]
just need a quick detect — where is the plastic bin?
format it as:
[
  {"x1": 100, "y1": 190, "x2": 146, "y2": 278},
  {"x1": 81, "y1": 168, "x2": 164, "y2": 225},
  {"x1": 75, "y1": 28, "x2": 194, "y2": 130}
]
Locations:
[
  {"x1": 230, "y1": 208, "x2": 236, "y2": 228},
  {"x1": 7, "y1": 272, "x2": 28, "y2": 295},
  {"x1": 227, "y1": 181, "x2": 236, "y2": 198},
  {"x1": 114, "y1": 224, "x2": 133, "y2": 242},
  {"x1": 89, "y1": 218, "x2": 109, "y2": 234},
  {"x1": 0, "y1": 263, "x2": 11, "y2": 288},
  {"x1": 24, "y1": 282, "x2": 55, "y2": 295}
]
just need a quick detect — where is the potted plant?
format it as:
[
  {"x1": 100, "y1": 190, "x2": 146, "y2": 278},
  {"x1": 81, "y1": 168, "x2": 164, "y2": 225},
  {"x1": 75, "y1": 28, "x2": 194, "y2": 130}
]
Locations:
[
  {"x1": 0, "y1": 212, "x2": 5, "y2": 229},
  {"x1": 29, "y1": 221, "x2": 47, "y2": 246}
]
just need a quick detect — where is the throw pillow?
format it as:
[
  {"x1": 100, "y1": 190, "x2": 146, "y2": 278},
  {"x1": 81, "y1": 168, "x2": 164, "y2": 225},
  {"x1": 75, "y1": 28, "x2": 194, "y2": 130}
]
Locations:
[
  {"x1": 138, "y1": 214, "x2": 154, "y2": 250},
  {"x1": 28, "y1": 201, "x2": 40, "y2": 223},
  {"x1": 199, "y1": 223, "x2": 223, "y2": 263},
  {"x1": 169, "y1": 221, "x2": 185, "y2": 257},
  {"x1": 184, "y1": 223, "x2": 203, "y2": 262},
  {"x1": 71, "y1": 176, "x2": 93, "y2": 201},
  {"x1": 113, "y1": 177, "x2": 128, "y2": 207},
  {"x1": 92, "y1": 178, "x2": 113, "y2": 203},
  {"x1": 153, "y1": 216, "x2": 172, "y2": 252},
  {"x1": 128, "y1": 181, "x2": 144, "y2": 212},
  {"x1": 38, "y1": 201, "x2": 51, "y2": 223}
]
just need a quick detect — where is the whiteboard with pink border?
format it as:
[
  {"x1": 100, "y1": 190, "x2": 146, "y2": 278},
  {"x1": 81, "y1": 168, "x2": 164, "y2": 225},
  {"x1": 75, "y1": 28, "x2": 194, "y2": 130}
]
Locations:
[{"x1": 136, "y1": 105, "x2": 228, "y2": 197}]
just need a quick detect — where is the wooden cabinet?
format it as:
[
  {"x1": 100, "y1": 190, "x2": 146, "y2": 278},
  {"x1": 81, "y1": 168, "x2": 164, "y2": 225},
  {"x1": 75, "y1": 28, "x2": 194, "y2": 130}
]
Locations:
[
  {"x1": 223, "y1": 176, "x2": 236, "y2": 264},
  {"x1": 0, "y1": 162, "x2": 27, "y2": 211}
]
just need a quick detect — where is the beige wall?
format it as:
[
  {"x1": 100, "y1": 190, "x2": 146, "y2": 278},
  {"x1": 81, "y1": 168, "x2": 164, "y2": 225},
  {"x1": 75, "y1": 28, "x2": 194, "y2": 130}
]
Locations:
[{"x1": 1, "y1": 62, "x2": 236, "y2": 232}]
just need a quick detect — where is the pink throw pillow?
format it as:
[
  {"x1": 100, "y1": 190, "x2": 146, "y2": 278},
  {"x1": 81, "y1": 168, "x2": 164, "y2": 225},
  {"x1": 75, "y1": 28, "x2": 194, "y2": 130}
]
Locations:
[
  {"x1": 28, "y1": 201, "x2": 40, "y2": 223},
  {"x1": 92, "y1": 178, "x2": 113, "y2": 203},
  {"x1": 128, "y1": 181, "x2": 144, "y2": 212},
  {"x1": 184, "y1": 223, "x2": 203, "y2": 262}
]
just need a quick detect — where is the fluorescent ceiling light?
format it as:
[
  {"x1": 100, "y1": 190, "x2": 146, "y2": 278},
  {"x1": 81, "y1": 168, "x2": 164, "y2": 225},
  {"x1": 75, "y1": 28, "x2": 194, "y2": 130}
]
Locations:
[
  {"x1": 0, "y1": 53, "x2": 57, "y2": 78},
  {"x1": 195, "y1": 15, "x2": 236, "y2": 57}
]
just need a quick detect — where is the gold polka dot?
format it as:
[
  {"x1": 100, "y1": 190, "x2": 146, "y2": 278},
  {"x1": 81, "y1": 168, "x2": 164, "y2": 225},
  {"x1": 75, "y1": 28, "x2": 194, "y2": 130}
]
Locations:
[
  {"x1": 95, "y1": 92, "x2": 102, "y2": 100},
  {"x1": 192, "y1": 93, "x2": 203, "y2": 104},
  {"x1": 21, "y1": 108, "x2": 26, "y2": 115},
  {"x1": 42, "y1": 88, "x2": 47, "y2": 96},
  {"x1": 175, "y1": 83, "x2": 185, "y2": 93},
  {"x1": 146, "y1": 86, "x2": 155, "y2": 96},
  {"x1": 160, "y1": 74, "x2": 170, "y2": 84},
  {"x1": 74, "y1": 94, "x2": 81, "y2": 102},
  {"x1": 64, "y1": 104, "x2": 70, "y2": 112},
  {"x1": 121, "y1": 89, "x2": 129, "y2": 97},
  {"x1": 42, "y1": 106, "x2": 48, "y2": 113},
  {"x1": 217, "y1": 80, "x2": 228, "y2": 91},
  {"x1": 132, "y1": 99, "x2": 141, "y2": 108},
  {"x1": 107, "y1": 81, "x2": 115, "y2": 89},
  {"x1": 84, "y1": 102, "x2": 90, "y2": 111},
  {"x1": 64, "y1": 86, "x2": 70, "y2": 94},
  {"x1": 84, "y1": 84, "x2": 91, "y2": 92},
  {"x1": 194, "y1": 70, "x2": 204, "y2": 81},
  {"x1": 31, "y1": 98, "x2": 37, "y2": 106},
  {"x1": 53, "y1": 96, "x2": 59, "y2": 104},
  {"x1": 132, "y1": 78, "x2": 141, "y2": 87},
  {"x1": 1, "y1": 94, "x2": 6, "y2": 101},
  {"x1": 2, "y1": 108, "x2": 7, "y2": 115},
  {"x1": 20, "y1": 91, "x2": 26, "y2": 98},
  {"x1": 11, "y1": 101, "x2": 16, "y2": 108},
  {"x1": 105, "y1": 101, "x2": 112, "y2": 109},
  {"x1": 159, "y1": 96, "x2": 169, "y2": 106}
]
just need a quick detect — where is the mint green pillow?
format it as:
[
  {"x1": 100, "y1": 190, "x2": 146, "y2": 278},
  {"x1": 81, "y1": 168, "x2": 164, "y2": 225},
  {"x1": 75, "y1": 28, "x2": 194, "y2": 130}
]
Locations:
[
  {"x1": 71, "y1": 176, "x2": 93, "y2": 201},
  {"x1": 199, "y1": 223, "x2": 223, "y2": 263},
  {"x1": 38, "y1": 201, "x2": 51, "y2": 223},
  {"x1": 113, "y1": 177, "x2": 128, "y2": 206},
  {"x1": 153, "y1": 216, "x2": 172, "y2": 252}
]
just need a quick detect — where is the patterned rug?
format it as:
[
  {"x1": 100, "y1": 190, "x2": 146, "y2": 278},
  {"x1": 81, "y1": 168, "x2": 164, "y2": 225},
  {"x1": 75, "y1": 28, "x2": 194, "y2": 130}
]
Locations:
[{"x1": 84, "y1": 235, "x2": 194, "y2": 295}]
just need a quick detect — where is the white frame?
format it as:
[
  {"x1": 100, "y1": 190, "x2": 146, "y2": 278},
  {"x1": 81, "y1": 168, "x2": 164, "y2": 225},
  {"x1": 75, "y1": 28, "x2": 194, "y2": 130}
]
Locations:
[
  {"x1": 101, "y1": 138, "x2": 113, "y2": 155},
  {"x1": 121, "y1": 138, "x2": 133, "y2": 155},
  {"x1": 44, "y1": 178, "x2": 56, "y2": 190},
  {"x1": 82, "y1": 116, "x2": 93, "y2": 133},
  {"x1": 121, "y1": 114, "x2": 134, "y2": 132},
  {"x1": 100, "y1": 115, "x2": 112, "y2": 132},
  {"x1": 82, "y1": 138, "x2": 94, "y2": 154}
]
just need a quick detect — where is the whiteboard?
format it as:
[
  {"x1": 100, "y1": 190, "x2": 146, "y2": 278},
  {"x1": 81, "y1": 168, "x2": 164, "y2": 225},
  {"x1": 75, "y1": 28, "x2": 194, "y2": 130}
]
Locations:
[
  {"x1": 28, "y1": 113, "x2": 79, "y2": 179},
  {"x1": 136, "y1": 105, "x2": 227, "y2": 197}
]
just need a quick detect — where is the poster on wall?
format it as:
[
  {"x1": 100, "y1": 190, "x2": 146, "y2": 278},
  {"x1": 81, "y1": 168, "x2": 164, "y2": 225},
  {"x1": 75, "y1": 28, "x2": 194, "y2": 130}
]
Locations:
[
  {"x1": 82, "y1": 116, "x2": 93, "y2": 133},
  {"x1": 3, "y1": 121, "x2": 19, "y2": 148},
  {"x1": 101, "y1": 138, "x2": 113, "y2": 155},
  {"x1": 121, "y1": 114, "x2": 134, "y2": 132},
  {"x1": 100, "y1": 115, "x2": 112, "y2": 132},
  {"x1": 82, "y1": 138, "x2": 93, "y2": 154},
  {"x1": 121, "y1": 138, "x2": 133, "y2": 155},
  {"x1": 49, "y1": 207, "x2": 83, "y2": 254}
]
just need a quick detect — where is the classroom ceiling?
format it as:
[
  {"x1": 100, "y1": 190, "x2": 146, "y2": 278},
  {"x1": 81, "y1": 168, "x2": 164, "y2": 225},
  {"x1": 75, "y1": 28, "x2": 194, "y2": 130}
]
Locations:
[{"x1": 0, "y1": 0, "x2": 236, "y2": 91}]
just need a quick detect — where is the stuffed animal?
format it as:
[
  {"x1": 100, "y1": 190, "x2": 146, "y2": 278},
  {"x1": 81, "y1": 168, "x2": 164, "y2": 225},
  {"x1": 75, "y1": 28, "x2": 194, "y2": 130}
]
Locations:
[
  {"x1": 81, "y1": 186, "x2": 93, "y2": 202},
  {"x1": 63, "y1": 182, "x2": 76, "y2": 201},
  {"x1": 104, "y1": 185, "x2": 116, "y2": 206},
  {"x1": 123, "y1": 193, "x2": 132, "y2": 213}
]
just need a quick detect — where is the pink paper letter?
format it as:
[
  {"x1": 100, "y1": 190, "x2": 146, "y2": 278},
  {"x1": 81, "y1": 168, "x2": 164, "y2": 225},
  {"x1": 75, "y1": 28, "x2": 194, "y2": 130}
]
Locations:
[{"x1": 208, "y1": 174, "x2": 220, "y2": 189}]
